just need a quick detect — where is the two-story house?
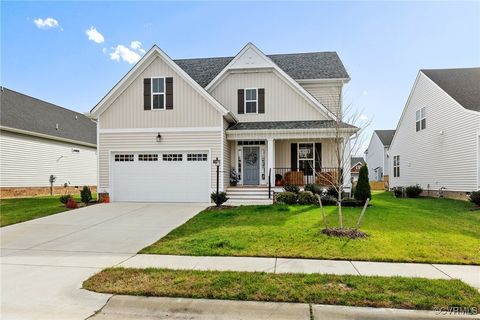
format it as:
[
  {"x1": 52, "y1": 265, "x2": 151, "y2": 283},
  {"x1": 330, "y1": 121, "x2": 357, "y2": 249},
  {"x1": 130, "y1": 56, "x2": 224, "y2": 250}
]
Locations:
[
  {"x1": 389, "y1": 68, "x2": 480, "y2": 199},
  {"x1": 365, "y1": 130, "x2": 395, "y2": 183},
  {"x1": 89, "y1": 43, "x2": 357, "y2": 203}
]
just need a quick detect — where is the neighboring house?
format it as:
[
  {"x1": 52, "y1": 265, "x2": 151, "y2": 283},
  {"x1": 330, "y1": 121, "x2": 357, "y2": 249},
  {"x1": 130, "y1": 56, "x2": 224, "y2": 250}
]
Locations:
[
  {"x1": 350, "y1": 156, "x2": 365, "y2": 183},
  {"x1": 389, "y1": 68, "x2": 480, "y2": 199},
  {"x1": 0, "y1": 87, "x2": 97, "y2": 198},
  {"x1": 365, "y1": 130, "x2": 395, "y2": 182},
  {"x1": 89, "y1": 43, "x2": 357, "y2": 203}
]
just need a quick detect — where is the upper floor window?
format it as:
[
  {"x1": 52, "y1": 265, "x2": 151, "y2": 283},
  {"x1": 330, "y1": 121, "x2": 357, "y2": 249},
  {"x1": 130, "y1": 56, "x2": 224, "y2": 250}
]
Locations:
[
  {"x1": 245, "y1": 88, "x2": 258, "y2": 114},
  {"x1": 152, "y1": 77, "x2": 165, "y2": 110},
  {"x1": 415, "y1": 107, "x2": 426, "y2": 132},
  {"x1": 393, "y1": 155, "x2": 400, "y2": 177}
]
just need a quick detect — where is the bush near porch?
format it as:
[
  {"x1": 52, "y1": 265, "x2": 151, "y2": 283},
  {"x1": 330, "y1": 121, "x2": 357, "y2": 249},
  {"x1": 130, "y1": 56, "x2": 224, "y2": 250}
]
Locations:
[{"x1": 140, "y1": 192, "x2": 480, "y2": 265}]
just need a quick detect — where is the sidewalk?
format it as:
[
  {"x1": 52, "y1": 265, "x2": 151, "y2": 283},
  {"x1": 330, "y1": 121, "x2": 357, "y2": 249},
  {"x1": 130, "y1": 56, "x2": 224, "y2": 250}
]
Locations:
[
  {"x1": 118, "y1": 254, "x2": 480, "y2": 289},
  {"x1": 89, "y1": 295, "x2": 478, "y2": 320}
]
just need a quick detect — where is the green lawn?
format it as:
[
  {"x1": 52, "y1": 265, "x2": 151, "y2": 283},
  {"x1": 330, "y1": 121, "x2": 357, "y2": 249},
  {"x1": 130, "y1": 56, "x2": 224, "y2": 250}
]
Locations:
[
  {"x1": 83, "y1": 268, "x2": 480, "y2": 311},
  {"x1": 141, "y1": 192, "x2": 480, "y2": 264},
  {"x1": 0, "y1": 194, "x2": 94, "y2": 227}
]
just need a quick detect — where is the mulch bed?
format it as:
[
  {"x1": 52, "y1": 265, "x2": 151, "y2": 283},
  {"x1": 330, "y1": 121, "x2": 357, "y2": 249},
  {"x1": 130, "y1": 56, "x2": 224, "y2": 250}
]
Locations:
[
  {"x1": 206, "y1": 205, "x2": 237, "y2": 211},
  {"x1": 321, "y1": 228, "x2": 368, "y2": 239}
]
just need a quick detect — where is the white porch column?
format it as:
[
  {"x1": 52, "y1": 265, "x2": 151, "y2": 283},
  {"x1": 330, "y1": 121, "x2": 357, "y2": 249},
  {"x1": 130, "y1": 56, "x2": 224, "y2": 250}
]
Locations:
[{"x1": 267, "y1": 138, "x2": 275, "y2": 186}]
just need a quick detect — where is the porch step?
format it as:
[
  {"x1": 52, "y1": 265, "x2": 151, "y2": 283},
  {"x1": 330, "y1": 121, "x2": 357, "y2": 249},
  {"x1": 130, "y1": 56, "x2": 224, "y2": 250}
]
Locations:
[{"x1": 226, "y1": 187, "x2": 272, "y2": 203}]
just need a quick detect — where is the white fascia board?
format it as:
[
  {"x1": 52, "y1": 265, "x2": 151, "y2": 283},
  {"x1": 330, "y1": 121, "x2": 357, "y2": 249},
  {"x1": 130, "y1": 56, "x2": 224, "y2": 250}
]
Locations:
[
  {"x1": 0, "y1": 126, "x2": 97, "y2": 148},
  {"x1": 296, "y1": 78, "x2": 350, "y2": 84},
  {"x1": 90, "y1": 45, "x2": 238, "y2": 122},
  {"x1": 205, "y1": 43, "x2": 338, "y2": 121}
]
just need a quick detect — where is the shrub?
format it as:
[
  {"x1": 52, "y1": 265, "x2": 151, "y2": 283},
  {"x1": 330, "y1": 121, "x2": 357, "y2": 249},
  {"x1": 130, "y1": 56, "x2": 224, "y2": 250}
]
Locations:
[
  {"x1": 405, "y1": 185, "x2": 423, "y2": 198},
  {"x1": 392, "y1": 187, "x2": 403, "y2": 198},
  {"x1": 276, "y1": 192, "x2": 297, "y2": 205},
  {"x1": 66, "y1": 198, "x2": 77, "y2": 209},
  {"x1": 283, "y1": 183, "x2": 300, "y2": 194},
  {"x1": 469, "y1": 191, "x2": 480, "y2": 206},
  {"x1": 304, "y1": 184, "x2": 324, "y2": 195},
  {"x1": 59, "y1": 194, "x2": 72, "y2": 204},
  {"x1": 80, "y1": 186, "x2": 92, "y2": 205},
  {"x1": 354, "y1": 165, "x2": 371, "y2": 201},
  {"x1": 275, "y1": 174, "x2": 283, "y2": 181},
  {"x1": 211, "y1": 192, "x2": 229, "y2": 206},
  {"x1": 319, "y1": 195, "x2": 337, "y2": 206},
  {"x1": 298, "y1": 191, "x2": 318, "y2": 205}
]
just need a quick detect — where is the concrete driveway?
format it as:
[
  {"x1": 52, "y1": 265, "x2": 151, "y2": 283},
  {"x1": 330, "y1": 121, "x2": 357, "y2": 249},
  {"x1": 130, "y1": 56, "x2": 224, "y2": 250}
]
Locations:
[{"x1": 0, "y1": 202, "x2": 206, "y2": 320}]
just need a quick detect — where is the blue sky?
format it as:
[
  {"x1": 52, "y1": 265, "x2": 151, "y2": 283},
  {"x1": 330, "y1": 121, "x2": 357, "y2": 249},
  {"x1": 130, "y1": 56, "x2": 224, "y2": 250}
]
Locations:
[{"x1": 1, "y1": 1, "x2": 479, "y2": 152}]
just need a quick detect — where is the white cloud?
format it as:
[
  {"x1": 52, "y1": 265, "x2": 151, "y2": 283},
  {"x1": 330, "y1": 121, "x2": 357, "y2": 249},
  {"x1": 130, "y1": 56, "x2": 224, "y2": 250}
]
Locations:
[
  {"x1": 109, "y1": 45, "x2": 141, "y2": 64},
  {"x1": 130, "y1": 41, "x2": 146, "y2": 53},
  {"x1": 85, "y1": 26, "x2": 104, "y2": 43},
  {"x1": 33, "y1": 17, "x2": 59, "y2": 29}
]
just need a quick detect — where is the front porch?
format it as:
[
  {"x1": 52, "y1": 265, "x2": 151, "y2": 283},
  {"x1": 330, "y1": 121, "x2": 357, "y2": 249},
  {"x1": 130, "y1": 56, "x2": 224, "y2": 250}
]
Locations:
[{"x1": 225, "y1": 120, "x2": 358, "y2": 193}]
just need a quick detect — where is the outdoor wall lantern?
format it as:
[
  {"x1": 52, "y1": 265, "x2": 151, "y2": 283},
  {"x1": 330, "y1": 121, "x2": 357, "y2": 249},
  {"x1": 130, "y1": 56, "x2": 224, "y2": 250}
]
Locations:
[{"x1": 156, "y1": 132, "x2": 162, "y2": 142}]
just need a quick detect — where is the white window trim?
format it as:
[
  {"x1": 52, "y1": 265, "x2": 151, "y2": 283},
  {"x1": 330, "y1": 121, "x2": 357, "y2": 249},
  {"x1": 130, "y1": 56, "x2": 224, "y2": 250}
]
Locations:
[
  {"x1": 297, "y1": 142, "x2": 315, "y2": 177},
  {"x1": 244, "y1": 88, "x2": 258, "y2": 114},
  {"x1": 151, "y1": 77, "x2": 166, "y2": 111},
  {"x1": 393, "y1": 155, "x2": 400, "y2": 178},
  {"x1": 415, "y1": 107, "x2": 426, "y2": 131}
]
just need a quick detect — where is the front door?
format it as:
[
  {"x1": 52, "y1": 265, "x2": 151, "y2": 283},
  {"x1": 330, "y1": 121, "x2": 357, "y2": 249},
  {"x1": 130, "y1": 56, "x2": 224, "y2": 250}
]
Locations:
[{"x1": 243, "y1": 146, "x2": 260, "y2": 185}]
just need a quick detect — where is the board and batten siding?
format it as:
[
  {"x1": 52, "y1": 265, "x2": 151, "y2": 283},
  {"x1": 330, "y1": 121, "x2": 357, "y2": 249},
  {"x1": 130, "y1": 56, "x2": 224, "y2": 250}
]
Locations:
[
  {"x1": 98, "y1": 131, "x2": 222, "y2": 192},
  {"x1": 299, "y1": 82, "x2": 343, "y2": 117},
  {"x1": 0, "y1": 130, "x2": 97, "y2": 187},
  {"x1": 100, "y1": 56, "x2": 222, "y2": 129},
  {"x1": 210, "y1": 71, "x2": 329, "y2": 122},
  {"x1": 365, "y1": 133, "x2": 387, "y2": 181},
  {"x1": 389, "y1": 72, "x2": 480, "y2": 192}
]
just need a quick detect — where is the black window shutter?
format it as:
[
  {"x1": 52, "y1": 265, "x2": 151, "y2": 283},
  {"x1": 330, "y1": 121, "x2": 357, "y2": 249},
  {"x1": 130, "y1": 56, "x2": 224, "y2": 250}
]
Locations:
[
  {"x1": 144, "y1": 78, "x2": 151, "y2": 110},
  {"x1": 291, "y1": 143, "x2": 298, "y2": 171},
  {"x1": 166, "y1": 77, "x2": 173, "y2": 110},
  {"x1": 315, "y1": 143, "x2": 322, "y2": 172},
  {"x1": 238, "y1": 89, "x2": 244, "y2": 114},
  {"x1": 258, "y1": 88, "x2": 265, "y2": 113}
]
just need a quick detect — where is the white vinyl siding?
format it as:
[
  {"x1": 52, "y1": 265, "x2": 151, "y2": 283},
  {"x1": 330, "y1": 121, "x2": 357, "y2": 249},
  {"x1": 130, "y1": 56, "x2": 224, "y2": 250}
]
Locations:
[
  {"x1": 300, "y1": 81, "x2": 343, "y2": 117},
  {"x1": 98, "y1": 130, "x2": 222, "y2": 192},
  {"x1": 389, "y1": 72, "x2": 480, "y2": 192},
  {"x1": 100, "y1": 56, "x2": 222, "y2": 129},
  {"x1": 210, "y1": 70, "x2": 329, "y2": 122},
  {"x1": 365, "y1": 133, "x2": 388, "y2": 182},
  {"x1": 0, "y1": 130, "x2": 97, "y2": 187}
]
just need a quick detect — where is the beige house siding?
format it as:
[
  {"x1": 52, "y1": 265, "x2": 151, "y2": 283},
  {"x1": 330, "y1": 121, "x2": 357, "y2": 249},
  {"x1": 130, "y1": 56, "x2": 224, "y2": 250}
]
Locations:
[
  {"x1": 300, "y1": 82, "x2": 343, "y2": 116},
  {"x1": 275, "y1": 139, "x2": 338, "y2": 169},
  {"x1": 98, "y1": 131, "x2": 222, "y2": 192},
  {"x1": 100, "y1": 56, "x2": 222, "y2": 129},
  {"x1": 210, "y1": 71, "x2": 329, "y2": 122},
  {"x1": 389, "y1": 72, "x2": 480, "y2": 192},
  {"x1": 0, "y1": 130, "x2": 97, "y2": 188}
]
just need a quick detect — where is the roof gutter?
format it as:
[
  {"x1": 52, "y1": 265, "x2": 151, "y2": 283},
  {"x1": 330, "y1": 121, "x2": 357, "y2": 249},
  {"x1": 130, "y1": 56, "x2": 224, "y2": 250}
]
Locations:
[{"x1": 0, "y1": 126, "x2": 97, "y2": 148}]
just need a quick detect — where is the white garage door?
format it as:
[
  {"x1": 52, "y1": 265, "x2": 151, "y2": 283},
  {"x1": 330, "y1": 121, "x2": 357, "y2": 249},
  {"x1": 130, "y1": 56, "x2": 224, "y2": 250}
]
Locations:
[{"x1": 112, "y1": 152, "x2": 210, "y2": 202}]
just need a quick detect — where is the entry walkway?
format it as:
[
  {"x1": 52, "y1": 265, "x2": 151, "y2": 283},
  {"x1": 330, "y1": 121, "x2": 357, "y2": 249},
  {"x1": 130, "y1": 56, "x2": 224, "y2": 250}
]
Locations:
[{"x1": 119, "y1": 254, "x2": 480, "y2": 289}]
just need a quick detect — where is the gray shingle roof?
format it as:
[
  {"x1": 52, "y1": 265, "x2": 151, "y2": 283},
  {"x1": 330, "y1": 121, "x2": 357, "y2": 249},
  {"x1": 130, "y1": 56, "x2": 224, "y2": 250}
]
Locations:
[
  {"x1": 421, "y1": 68, "x2": 480, "y2": 112},
  {"x1": 228, "y1": 120, "x2": 356, "y2": 131},
  {"x1": 351, "y1": 157, "x2": 365, "y2": 167},
  {"x1": 174, "y1": 52, "x2": 349, "y2": 88},
  {"x1": 375, "y1": 130, "x2": 396, "y2": 146},
  {"x1": 0, "y1": 87, "x2": 96, "y2": 145}
]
